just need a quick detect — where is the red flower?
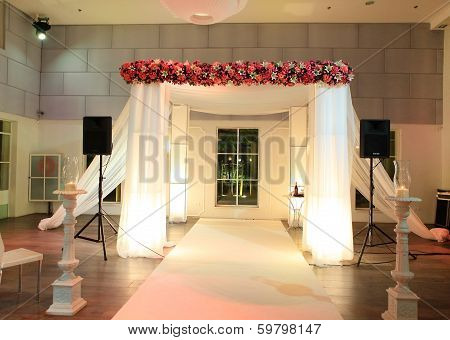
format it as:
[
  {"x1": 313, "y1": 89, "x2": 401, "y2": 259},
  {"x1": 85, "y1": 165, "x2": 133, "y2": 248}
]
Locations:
[{"x1": 119, "y1": 59, "x2": 353, "y2": 86}]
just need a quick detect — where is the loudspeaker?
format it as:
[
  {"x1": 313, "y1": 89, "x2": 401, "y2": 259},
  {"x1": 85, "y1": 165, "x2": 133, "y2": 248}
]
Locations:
[
  {"x1": 83, "y1": 116, "x2": 112, "y2": 155},
  {"x1": 360, "y1": 119, "x2": 390, "y2": 159}
]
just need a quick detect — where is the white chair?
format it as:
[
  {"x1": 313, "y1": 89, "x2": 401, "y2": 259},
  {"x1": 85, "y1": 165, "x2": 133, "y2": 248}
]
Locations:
[{"x1": 0, "y1": 233, "x2": 43, "y2": 301}]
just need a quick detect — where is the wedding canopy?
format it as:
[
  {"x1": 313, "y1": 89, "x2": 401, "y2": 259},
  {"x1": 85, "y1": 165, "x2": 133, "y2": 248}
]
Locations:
[{"x1": 38, "y1": 59, "x2": 435, "y2": 265}]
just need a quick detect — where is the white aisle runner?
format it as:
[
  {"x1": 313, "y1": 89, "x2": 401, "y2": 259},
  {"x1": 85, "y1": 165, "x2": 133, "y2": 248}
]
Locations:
[{"x1": 113, "y1": 219, "x2": 342, "y2": 320}]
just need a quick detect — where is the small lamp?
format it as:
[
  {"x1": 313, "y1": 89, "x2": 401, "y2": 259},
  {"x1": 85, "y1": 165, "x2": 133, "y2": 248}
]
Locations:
[
  {"x1": 393, "y1": 160, "x2": 411, "y2": 198},
  {"x1": 62, "y1": 156, "x2": 80, "y2": 191}
]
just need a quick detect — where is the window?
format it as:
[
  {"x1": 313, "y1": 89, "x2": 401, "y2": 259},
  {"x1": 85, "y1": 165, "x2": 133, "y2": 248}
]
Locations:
[
  {"x1": 86, "y1": 155, "x2": 121, "y2": 203},
  {"x1": 355, "y1": 130, "x2": 396, "y2": 209},
  {"x1": 216, "y1": 128, "x2": 258, "y2": 206},
  {"x1": 0, "y1": 120, "x2": 11, "y2": 219}
]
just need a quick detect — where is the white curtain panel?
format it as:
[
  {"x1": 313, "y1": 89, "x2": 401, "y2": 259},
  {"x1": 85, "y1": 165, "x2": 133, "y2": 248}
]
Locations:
[
  {"x1": 303, "y1": 85, "x2": 355, "y2": 265},
  {"x1": 117, "y1": 84, "x2": 170, "y2": 258},
  {"x1": 37, "y1": 101, "x2": 130, "y2": 231}
]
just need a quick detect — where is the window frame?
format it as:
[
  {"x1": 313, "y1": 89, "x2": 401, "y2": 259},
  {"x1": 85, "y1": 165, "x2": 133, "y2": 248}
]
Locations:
[{"x1": 215, "y1": 127, "x2": 259, "y2": 207}]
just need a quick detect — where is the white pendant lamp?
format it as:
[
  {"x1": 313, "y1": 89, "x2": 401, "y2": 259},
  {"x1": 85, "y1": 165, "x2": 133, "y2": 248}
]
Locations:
[{"x1": 160, "y1": 0, "x2": 248, "y2": 25}]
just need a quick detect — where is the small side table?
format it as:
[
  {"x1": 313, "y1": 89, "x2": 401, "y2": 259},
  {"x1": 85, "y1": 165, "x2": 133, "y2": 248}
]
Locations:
[
  {"x1": 382, "y1": 196, "x2": 421, "y2": 320},
  {"x1": 287, "y1": 194, "x2": 304, "y2": 230},
  {"x1": 47, "y1": 189, "x2": 87, "y2": 316}
]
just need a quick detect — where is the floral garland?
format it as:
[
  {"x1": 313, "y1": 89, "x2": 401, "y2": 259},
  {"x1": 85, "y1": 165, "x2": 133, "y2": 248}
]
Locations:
[{"x1": 120, "y1": 59, "x2": 354, "y2": 87}]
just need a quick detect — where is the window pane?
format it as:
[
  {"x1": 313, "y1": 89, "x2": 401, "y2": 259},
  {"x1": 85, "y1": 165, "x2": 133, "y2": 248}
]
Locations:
[
  {"x1": 217, "y1": 154, "x2": 237, "y2": 180},
  {"x1": 238, "y1": 155, "x2": 258, "y2": 180},
  {"x1": 218, "y1": 129, "x2": 237, "y2": 153},
  {"x1": 239, "y1": 129, "x2": 258, "y2": 154},
  {"x1": 238, "y1": 181, "x2": 258, "y2": 206},
  {"x1": 44, "y1": 178, "x2": 59, "y2": 200},
  {"x1": 217, "y1": 180, "x2": 237, "y2": 205},
  {"x1": 0, "y1": 163, "x2": 9, "y2": 190},
  {"x1": 86, "y1": 154, "x2": 95, "y2": 168},
  {"x1": 31, "y1": 156, "x2": 45, "y2": 177},
  {"x1": 105, "y1": 186, "x2": 122, "y2": 202},
  {"x1": 381, "y1": 158, "x2": 395, "y2": 179},
  {"x1": 45, "y1": 156, "x2": 59, "y2": 177},
  {"x1": 30, "y1": 178, "x2": 44, "y2": 200},
  {"x1": 0, "y1": 134, "x2": 10, "y2": 162},
  {"x1": 355, "y1": 190, "x2": 370, "y2": 209},
  {"x1": 0, "y1": 121, "x2": 11, "y2": 133}
]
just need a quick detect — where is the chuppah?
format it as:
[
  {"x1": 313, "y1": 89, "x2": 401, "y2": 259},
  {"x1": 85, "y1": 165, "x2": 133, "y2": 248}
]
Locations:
[{"x1": 37, "y1": 58, "x2": 435, "y2": 266}]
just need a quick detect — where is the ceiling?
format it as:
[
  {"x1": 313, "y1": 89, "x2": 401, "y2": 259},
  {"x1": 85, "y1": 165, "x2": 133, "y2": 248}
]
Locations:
[{"x1": 8, "y1": 0, "x2": 450, "y2": 25}]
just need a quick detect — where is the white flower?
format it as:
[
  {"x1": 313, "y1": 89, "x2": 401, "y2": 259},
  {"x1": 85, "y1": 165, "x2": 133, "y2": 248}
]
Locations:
[
  {"x1": 298, "y1": 62, "x2": 305, "y2": 69},
  {"x1": 271, "y1": 72, "x2": 277, "y2": 80}
]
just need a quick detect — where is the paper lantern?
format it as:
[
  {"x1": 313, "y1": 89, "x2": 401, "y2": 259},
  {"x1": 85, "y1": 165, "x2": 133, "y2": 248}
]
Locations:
[{"x1": 160, "y1": 0, "x2": 248, "y2": 25}]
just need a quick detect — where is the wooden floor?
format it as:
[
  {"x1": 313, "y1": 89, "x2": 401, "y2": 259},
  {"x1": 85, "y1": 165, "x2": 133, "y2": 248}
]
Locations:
[{"x1": 0, "y1": 214, "x2": 449, "y2": 320}]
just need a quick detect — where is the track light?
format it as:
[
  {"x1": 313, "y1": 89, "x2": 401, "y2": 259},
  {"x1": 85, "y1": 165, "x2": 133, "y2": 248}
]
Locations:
[{"x1": 32, "y1": 17, "x2": 51, "y2": 40}]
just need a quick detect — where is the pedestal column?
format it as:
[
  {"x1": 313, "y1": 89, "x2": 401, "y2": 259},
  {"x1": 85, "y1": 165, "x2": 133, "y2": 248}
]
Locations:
[
  {"x1": 47, "y1": 189, "x2": 87, "y2": 316},
  {"x1": 382, "y1": 196, "x2": 421, "y2": 320}
]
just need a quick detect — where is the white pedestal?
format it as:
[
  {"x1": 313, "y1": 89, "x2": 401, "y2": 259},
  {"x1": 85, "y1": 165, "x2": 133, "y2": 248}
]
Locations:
[
  {"x1": 47, "y1": 189, "x2": 87, "y2": 317},
  {"x1": 382, "y1": 196, "x2": 421, "y2": 320},
  {"x1": 382, "y1": 287, "x2": 419, "y2": 320},
  {"x1": 47, "y1": 276, "x2": 87, "y2": 316}
]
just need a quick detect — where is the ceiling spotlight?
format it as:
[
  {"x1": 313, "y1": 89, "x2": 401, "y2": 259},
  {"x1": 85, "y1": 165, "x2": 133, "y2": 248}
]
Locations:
[
  {"x1": 32, "y1": 17, "x2": 51, "y2": 40},
  {"x1": 365, "y1": 1, "x2": 375, "y2": 5}
]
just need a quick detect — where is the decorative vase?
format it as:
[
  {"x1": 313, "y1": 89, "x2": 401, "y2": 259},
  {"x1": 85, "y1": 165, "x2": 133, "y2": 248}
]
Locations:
[
  {"x1": 394, "y1": 160, "x2": 411, "y2": 198},
  {"x1": 62, "y1": 156, "x2": 80, "y2": 191}
]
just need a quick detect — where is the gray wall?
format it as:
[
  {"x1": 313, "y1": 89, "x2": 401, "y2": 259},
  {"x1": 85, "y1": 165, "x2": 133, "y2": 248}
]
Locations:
[
  {"x1": 0, "y1": 3, "x2": 41, "y2": 118},
  {"x1": 40, "y1": 23, "x2": 444, "y2": 123},
  {"x1": 0, "y1": 6, "x2": 443, "y2": 124}
]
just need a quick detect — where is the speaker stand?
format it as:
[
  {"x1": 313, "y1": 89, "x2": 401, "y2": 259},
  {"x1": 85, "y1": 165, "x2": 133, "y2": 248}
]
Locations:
[
  {"x1": 74, "y1": 156, "x2": 117, "y2": 261},
  {"x1": 354, "y1": 158, "x2": 416, "y2": 266}
]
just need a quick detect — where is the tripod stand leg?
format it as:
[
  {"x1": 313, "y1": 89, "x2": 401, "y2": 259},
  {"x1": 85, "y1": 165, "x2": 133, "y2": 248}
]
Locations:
[
  {"x1": 373, "y1": 225, "x2": 396, "y2": 244},
  {"x1": 99, "y1": 218, "x2": 107, "y2": 261},
  {"x1": 357, "y1": 226, "x2": 371, "y2": 266},
  {"x1": 75, "y1": 213, "x2": 98, "y2": 239},
  {"x1": 353, "y1": 224, "x2": 368, "y2": 239},
  {"x1": 103, "y1": 214, "x2": 118, "y2": 234}
]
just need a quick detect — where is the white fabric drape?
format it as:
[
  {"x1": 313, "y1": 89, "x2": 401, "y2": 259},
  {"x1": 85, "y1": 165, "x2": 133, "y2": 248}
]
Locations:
[
  {"x1": 303, "y1": 85, "x2": 355, "y2": 265},
  {"x1": 37, "y1": 100, "x2": 130, "y2": 231},
  {"x1": 38, "y1": 82, "x2": 436, "y2": 260},
  {"x1": 116, "y1": 84, "x2": 170, "y2": 258}
]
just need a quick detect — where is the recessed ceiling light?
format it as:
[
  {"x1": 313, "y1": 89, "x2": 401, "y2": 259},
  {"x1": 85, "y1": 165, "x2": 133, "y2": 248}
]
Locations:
[
  {"x1": 327, "y1": 6, "x2": 331, "y2": 10},
  {"x1": 365, "y1": 1, "x2": 375, "y2": 5},
  {"x1": 414, "y1": 5, "x2": 418, "y2": 9}
]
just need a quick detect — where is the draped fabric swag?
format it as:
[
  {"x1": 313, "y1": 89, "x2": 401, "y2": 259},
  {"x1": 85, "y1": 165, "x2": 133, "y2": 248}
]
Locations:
[{"x1": 38, "y1": 83, "x2": 435, "y2": 263}]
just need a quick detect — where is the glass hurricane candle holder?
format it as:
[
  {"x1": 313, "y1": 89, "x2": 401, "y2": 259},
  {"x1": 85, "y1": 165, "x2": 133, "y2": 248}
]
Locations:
[
  {"x1": 394, "y1": 160, "x2": 411, "y2": 198},
  {"x1": 62, "y1": 156, "x2": 80, "y2": 191}
]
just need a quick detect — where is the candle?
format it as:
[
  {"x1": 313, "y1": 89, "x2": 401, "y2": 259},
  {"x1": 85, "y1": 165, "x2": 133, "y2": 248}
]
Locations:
[
  {"x1": 395, "y1": 187, "x2": 409, "y2": 198},
  {"x1": 65, "y1": 182, "x2": 77, "y2": 191}
]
